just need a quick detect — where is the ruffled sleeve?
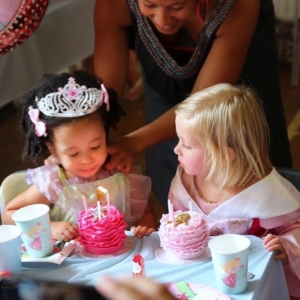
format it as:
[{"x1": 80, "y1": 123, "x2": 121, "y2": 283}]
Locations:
[
  {"x1": 26, "y1": 165, "x2": 63, "y2": 203},
  {"x1": 125, "y1": 171, "x2": 151, "y2": 226}
]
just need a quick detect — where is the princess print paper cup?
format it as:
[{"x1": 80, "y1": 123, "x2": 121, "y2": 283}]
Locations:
[
  {"x1": 208, "y1": 234, "x2": 251, "y2": 295},
  {"x1": 12, "y1": 204, "x2": 53, "y2": 258}
]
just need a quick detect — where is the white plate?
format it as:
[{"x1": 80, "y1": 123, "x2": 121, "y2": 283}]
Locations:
[
  {"x1": 21, "y1": 241, "x2": 76, "y2": 264},
  {"x1": 154, "y1": 246, "x2": 211, "y2": 265},
  {"x1": 75, "y1": 236, "x2": 135, "y2": 259}
]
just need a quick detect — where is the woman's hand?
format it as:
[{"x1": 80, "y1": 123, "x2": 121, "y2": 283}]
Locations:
[
  {"x1": 95, "y1": 276, "x2": 176, "y2": 300},
  {"x1": 50, "y1": 221, "x2": 78, "y2": 242},
  {"x1": 130, "y1": 225, "x2": 155, "y2": 239},
  {"x1": 262, "y1": 233, "x2": 288, "y2": 264},
  {"x1": 44, "y1": 154, "x2": 60, "y2": 165},
  {"x1": 104, "y1": 137, "x2": 137, "y2": 173}
]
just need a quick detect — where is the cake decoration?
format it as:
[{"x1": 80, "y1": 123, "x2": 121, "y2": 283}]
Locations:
[
  {"x1": 132, "y1": 254, "x2": 145, "y2": 277},
  {"x1": 158, "y1": 202, "x2": 209, "y2": 260},
  {"x1": 77, "y1": 203, "x2": 126, "y2": 255}
]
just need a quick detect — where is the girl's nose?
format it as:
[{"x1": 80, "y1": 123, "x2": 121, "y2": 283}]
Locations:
[
  {"x1": 174, "y1": 143, "x2": 180, "y2": 155},
  {"x1": 81, "y1": 153, "x2": 93, "y2": 163}
]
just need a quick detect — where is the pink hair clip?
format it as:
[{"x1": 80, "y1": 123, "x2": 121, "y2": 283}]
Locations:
[
  {"x1": 101, "y1": 84, "x2": 110, "y2": 111},
  {"x1": 28, "y1": 107, "x2": 47, "y2": 137}
]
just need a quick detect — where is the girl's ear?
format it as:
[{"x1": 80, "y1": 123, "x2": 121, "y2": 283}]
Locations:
[
  {"x1": 46, "y1": 142, "x2": 56, "y2": 155},
  {"x1": 228, "y1": 147, "x2": 235, "y2": 162}
]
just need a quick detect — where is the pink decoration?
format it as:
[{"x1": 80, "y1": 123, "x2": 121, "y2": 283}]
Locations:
[
  {"x1": 28, "y1": 107, "x2": 47, "y2": 137},
  {"x1": 101, "y1": 84, "x2": 110, "y2": 111},
  {"x1": 0, "y1": 0, "x2": 49, "y2": 55},
  {"x1": 132, "y1": 254, "x2": 144, "y2": 277}
]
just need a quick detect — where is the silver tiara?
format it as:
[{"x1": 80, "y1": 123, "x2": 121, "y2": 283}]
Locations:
[{"x1": 35, "y1": 77, "x2": 109, "y2": 117}]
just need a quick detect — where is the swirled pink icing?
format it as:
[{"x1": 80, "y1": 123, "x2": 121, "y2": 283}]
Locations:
[
  {"x1": 158, "y1": 210, "x2": 209, "y2": 260},
  {"x1": 77, "y1": 205, "x2": 126, "y2": 255}
]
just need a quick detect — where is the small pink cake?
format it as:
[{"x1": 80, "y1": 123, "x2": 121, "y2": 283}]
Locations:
[
  {"x1": 158, "y1": 210, "x2": 209, "y2": 260},
  {"x1": 77, "y1": 205, "x2": 126, "y2": 255}
]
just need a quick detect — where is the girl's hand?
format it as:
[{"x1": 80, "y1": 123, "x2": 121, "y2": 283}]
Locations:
[
  {"x1": 95, "y1": 276, "x2": 176, "y2": 300},
  {"x1": 50, "y1": 221, "x2": 78, "y2": 242},
  {"x1": 130, "y1": 225, "x2": 155, "y2": 239},
  {"x1": 262, "y1": 233, "x2": 288, "y2": 264}
]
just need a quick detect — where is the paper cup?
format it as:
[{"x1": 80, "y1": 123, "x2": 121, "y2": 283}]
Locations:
[
  {"x1": 208, "y1": 234, "x2": 251, "y2": 295},
  {"x1": 0, "y1": 225, "x2": 23, "y2": 275},
  {"x1": 12, "y1": 204, "x2": 53, "y2": 258}
]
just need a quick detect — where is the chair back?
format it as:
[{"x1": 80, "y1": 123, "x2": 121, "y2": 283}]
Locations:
[
  {"x1": 277, "y1": 167, "x2": 300, "y2": 191},
  {"x1": 0, "y1": 171, "x2": 29, "y2": 222}
]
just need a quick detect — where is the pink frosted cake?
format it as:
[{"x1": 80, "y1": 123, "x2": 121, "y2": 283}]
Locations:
[
  {"x1": 158, "y1": 210, "x2": 209, "y2": 260},
  {"x1": 77, "y1": 204, "x2": 126, "y2": 255}
]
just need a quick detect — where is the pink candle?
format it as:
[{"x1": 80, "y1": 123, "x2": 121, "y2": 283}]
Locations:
[
  {"x1": 82, "y1": 194, "x2": 88, "y2": 215},
  {"x1": 189, "y1": 199, "x2": 193, "y2": 220},
  {"x1": 168, "y1": 199, "x2": 174, "y2": 223}
]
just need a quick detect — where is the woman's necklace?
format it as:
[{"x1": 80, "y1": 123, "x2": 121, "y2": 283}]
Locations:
[{"x1": 193, "y1": 175, "x2": 218, "y2": 204}]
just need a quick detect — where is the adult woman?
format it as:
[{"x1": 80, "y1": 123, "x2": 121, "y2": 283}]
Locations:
[{"x1": 94, "y1": 0, "x2": 292, "y2": 210}]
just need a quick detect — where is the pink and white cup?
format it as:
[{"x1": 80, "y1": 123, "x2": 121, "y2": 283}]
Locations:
[
  {"x1": 208, "y1": 234, "x2": 251, "y2": 295},
  {"x1": 0, "y1": 225, "x2": 23, "y2": 275},
  {"x1": 12, "y1": 204, "x2": 53, "y2": 258}
]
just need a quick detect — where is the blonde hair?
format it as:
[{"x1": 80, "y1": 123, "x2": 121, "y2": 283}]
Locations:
[{"x1": 175, "y1": 83, "x2": 272, "y2": 188}]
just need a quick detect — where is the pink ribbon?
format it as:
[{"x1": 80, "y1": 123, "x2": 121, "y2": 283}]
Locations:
[
  {"x1": 28, "y1": 107, "x2": 47, "y2": 137},
  {"x1": 101, "y1": 84, "x2": 110, "y2": 111}
]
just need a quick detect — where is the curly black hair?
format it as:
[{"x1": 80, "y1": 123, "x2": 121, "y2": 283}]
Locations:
[{"x1": 21, "y1": 70, "x2": 126, "y2": 163}]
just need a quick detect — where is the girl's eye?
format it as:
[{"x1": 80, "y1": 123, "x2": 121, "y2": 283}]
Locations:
[
  {"x1": 91, "y1": 146, "x2": 100, "y2": 150},
  {"x1": 68, "y1": 153, "x2": 78, "y2": 157},
  {"x1": 183, "y1": 144, "x2": 191, "y2": 150}
]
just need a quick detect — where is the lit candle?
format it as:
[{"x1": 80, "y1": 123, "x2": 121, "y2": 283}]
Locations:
[
  {"x1": 168, "y1": 199, "x2": 174, "y2": 223},
  {"x1": 189, "y1": 199, "x2": 193, "y2": 220},
  {"x1": 97, "y1": 200, "x2": 101, "y2": 220},
  {"x1": 82, "y1": 194, "x2": 88, "y2": 215}
]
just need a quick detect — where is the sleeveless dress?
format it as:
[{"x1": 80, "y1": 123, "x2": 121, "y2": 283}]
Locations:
[
  {"x1": 169, "y1": 166, "x2": 300, "y2": 297},
  {"x1": 127, "y1": 0, "x2": 292, "y2": 210},
  {"x1": 26, "y1": 164, "x2": 151, "y2": 226}
]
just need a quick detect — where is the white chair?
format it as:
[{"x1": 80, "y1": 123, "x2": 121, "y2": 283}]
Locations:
[{"x1": 0, "y1": 171, "x2": 29, "y2": 224}]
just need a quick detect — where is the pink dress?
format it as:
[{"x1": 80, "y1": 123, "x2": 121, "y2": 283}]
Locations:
[
  {"x1": 169, "y1": 166, "x2": 300, "y2": 297},
  {"x1": 26, "y1": 164, "x2": 151, "y2": 227}
]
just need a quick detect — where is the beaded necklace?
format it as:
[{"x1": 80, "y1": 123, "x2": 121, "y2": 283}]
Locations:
[{"x1": 127, "y1": 0, "x2": 236, "y2": 79}]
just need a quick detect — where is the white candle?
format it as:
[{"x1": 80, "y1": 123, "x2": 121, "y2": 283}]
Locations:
[
  {"x1": 189, "y1": 199, "x2": 193, "y2": 220},
  {"x1": 82, "y1": 194, "x2": 88, "y2": 215},
  {"x1": 97, "y1": 200, "x2": 101, "y2": 220},
  {"x1": 106, "y1": 192, "x2": 111, "y2": 213}
]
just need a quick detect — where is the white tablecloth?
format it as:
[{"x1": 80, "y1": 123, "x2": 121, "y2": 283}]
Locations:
[
  {"x1": 0, "y1": 0, "x2": 95, "y2": 108},
  {"x1": 21, "y1": 232, "x2": 290, "y2": 300}
]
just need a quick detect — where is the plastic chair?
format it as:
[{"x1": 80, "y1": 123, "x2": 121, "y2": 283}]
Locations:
[
  {"x1": 276, "y1": 167, "x2": 300, "y2": 191},
  {"x1": 0, "y1": 171, "x2": 29, "y2": 223}
]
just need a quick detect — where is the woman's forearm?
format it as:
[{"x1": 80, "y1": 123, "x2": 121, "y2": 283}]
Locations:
[{"x1": 125, "y1": 106, "x2": 177, "y2": 155}]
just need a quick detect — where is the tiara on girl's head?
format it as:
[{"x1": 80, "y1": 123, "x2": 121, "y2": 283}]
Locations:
[{"x1": 35, "y1": 77, "x2": 110, "y2": 117}]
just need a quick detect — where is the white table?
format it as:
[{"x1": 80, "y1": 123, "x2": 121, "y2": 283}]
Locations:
[
  {"x1": 0, "y1": 0, "x2": 95, "y2": 108},
  {"x1": 21, "y1": 233, "x2": 290, "y2": 300}
]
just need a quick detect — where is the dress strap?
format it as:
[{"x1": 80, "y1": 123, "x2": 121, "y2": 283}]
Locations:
[{"x1": 58, "y1": 166, "x2": 68, "y2": 184}]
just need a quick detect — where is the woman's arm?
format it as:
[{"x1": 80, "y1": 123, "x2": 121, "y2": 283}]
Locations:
[
  {"x1": 104, "y1": 0, "x2": 260, "y2": 171},
  {"x1": 93, "y1": 0, "x2": 132, "y2": 100}
]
